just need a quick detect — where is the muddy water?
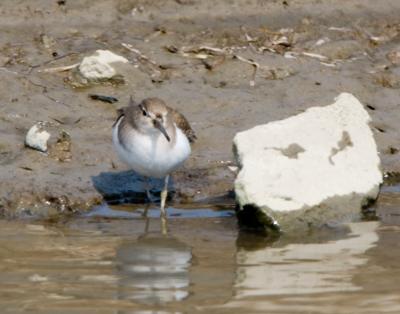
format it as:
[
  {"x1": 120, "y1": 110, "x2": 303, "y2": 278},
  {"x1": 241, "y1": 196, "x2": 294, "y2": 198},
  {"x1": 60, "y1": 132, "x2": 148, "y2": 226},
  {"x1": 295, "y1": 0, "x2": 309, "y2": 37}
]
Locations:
[{"x1": 1, "y1": 203, "x2": 400, "y2": 314}]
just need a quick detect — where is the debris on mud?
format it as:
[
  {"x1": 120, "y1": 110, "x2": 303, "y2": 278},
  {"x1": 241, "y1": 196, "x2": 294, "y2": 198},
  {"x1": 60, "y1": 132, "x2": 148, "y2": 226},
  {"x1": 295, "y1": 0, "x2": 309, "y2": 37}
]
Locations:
[
  {"x1": 79, "y1": 50, "x2": 128, "y2": 81},
  {"x1": 65, "y1": 50, "x2": 128, "y2": 87},
  {"x1": 164, "y1": 38, "x2": 298, "y2": 86},
  {"x1": 263, "y1": 67, "x2": 296, "y2": 80},
  {"x1": 383, "y1": 171, "x2": 400, "y2": 185},
  {"x1": 49, "y1": 130, "x2": 72, "y2": 162},
  {"x1": 387, "y1": 50, "x2": 400, "y2": 65},
  {"x1": 39, "y1": 34, "x2": 58, "y2": 55},
  {"x1": 25, "y1": 121, "x2": 72, "y2": 162},
  {"x1": 122, "y1": 43, "x2": 165, "y2": 82},
  {"x1": 311, "y1": 40, "x2": 363, "y2": 60},
  {"x1": 89, "y1": 94, "x2": 119, "y2": 103},
  {"x1": 374, "y1": 71, "x2": 400, "y2": 88},
  {"x1": 2, "y1": 192, "x2": 100, "y2": 220},
  {"x1": 39, "y1": 63, "x2": 79, "y2": 73}
]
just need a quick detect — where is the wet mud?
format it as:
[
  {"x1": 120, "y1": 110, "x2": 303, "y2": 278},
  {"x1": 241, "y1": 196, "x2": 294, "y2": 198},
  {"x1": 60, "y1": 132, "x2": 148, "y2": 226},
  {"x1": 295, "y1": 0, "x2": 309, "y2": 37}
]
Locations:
[{"x1": 1, "y1": 0, "x2": 400, "y2": 216}]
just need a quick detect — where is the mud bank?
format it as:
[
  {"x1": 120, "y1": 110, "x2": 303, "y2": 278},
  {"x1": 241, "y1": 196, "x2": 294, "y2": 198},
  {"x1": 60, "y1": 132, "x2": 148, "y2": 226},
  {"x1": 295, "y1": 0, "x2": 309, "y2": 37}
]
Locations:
[{"x1": 1, "y1": 0, "x2": 400, "y2": 217}]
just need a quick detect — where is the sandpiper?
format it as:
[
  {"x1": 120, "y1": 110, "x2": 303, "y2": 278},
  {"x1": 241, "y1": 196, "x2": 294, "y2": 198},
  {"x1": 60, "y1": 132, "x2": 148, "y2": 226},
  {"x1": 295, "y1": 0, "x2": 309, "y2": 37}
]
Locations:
[{"x1": 112, "y1": 97, "x2": 196, "y2": 229}]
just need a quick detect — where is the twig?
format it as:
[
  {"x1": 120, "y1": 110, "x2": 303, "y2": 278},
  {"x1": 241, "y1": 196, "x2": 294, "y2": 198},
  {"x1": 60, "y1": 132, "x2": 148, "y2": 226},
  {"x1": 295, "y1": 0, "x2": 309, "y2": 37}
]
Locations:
[
  {"x1": 240, "y1": 26, "x2": 258, "y2": 43},
  {"x1": 28, "y1": 52, "x2": 79, "y2": 73},
  {"x1": 38, "y1": 63, "x2": 79, "y2": 73},
  {"x1": 320, "y1": 62, "x2": 337, "y2": 68},
  {"x1": 328, "y1": 26, "x2": 352, "y2": 32},
  {"x1": 179, "y1": 45, "x2": 236, "y2": 59},
  {"x1": 233, "y1": 55, "x2": 269, "y2": 87},
  {"x1": 301, "y1": 52, "x2": 329, "y2": 61},
  {"x1": 122, "y1": 42, "x2": 163, "y2": 80},
  {"x1": 121, "y1": 43, "x2": 159, "y2": 67}
]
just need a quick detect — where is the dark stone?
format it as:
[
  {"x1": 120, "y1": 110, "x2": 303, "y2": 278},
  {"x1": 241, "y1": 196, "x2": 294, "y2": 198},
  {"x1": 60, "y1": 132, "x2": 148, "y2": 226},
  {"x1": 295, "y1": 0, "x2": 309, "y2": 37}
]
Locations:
[{"x1": 235, "y1": 204, "x2": 281, "y2": 235}]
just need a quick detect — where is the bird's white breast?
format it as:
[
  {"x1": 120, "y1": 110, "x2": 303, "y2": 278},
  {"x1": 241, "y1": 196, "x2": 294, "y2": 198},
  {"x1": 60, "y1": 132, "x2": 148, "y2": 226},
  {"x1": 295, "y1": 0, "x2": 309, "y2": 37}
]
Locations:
[{"x1": 112, "y1": 118, "x2": 191, "y2": 178}]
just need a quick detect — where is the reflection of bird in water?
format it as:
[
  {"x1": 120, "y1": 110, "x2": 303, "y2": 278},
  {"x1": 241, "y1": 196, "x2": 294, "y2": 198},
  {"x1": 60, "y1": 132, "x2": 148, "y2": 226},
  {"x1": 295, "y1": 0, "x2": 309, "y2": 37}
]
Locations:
[
  {"x1": 115, "y1": 233, "x2": 192, "y2": 305},
  {"x1": 112, "y1": 97, "x2": 196, "y2": 234}
]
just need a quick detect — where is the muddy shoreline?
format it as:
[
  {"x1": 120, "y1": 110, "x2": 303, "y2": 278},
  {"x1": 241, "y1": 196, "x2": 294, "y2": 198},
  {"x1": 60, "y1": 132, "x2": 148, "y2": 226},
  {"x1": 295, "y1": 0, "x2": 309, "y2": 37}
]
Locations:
[{"x1": 1, "y1": 0, "x2": 400, "y2": 218}]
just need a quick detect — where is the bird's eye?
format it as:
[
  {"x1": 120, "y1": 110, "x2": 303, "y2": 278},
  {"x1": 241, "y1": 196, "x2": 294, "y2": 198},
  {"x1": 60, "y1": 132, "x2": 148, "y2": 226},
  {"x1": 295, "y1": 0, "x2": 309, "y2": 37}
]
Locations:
[{"x1": 139, "y1": 105, "x2": 148, "y2": 117}]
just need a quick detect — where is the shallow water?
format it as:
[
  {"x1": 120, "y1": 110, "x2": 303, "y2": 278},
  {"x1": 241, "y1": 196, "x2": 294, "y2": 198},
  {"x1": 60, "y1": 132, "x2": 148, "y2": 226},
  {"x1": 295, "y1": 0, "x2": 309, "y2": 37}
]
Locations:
[{"x1": 1, "y1": 202, "x2": 400, "y2": 314}]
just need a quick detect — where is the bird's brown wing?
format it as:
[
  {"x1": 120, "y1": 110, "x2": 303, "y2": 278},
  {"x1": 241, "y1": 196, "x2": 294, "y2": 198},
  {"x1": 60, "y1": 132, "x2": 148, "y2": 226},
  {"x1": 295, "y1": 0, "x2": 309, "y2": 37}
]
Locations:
[{"x1": 167, "y1": 107, "x2": 197, "y2": 143}]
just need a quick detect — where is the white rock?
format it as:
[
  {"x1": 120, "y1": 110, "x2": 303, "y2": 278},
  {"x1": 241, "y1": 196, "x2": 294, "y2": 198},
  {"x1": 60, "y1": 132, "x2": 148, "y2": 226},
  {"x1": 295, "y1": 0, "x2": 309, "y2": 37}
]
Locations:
[
  {"x1": 79, "y1": 50, "x2": 128, "y2": 81},
  {"x1": 25, "y1": 123, "x2": 51, "y2": 152},
  {"x1": 233, "y1": 93, "x2": 382, "y2": 231}
]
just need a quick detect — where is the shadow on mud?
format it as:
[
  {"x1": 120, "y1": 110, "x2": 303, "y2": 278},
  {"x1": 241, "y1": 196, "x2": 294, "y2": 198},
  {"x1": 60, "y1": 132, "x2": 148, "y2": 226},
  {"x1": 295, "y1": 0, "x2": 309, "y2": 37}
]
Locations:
[{"x1": 91, "y1": 170, "x2": 174, "y2": 204}]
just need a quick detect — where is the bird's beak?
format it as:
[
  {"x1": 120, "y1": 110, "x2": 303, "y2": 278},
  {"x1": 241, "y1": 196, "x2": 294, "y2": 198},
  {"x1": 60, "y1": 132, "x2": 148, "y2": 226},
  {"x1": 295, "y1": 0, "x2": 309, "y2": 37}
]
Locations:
[{"x1": 153, "y1": 119, "x2": 170, "y2": 142}]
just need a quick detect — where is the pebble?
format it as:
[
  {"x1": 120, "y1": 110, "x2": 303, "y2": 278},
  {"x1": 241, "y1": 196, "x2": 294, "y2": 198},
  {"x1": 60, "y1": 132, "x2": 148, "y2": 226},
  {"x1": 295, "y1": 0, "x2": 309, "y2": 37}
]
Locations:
[{"x1": 25, "y1": 122, "x2": 50, "y2": 153}]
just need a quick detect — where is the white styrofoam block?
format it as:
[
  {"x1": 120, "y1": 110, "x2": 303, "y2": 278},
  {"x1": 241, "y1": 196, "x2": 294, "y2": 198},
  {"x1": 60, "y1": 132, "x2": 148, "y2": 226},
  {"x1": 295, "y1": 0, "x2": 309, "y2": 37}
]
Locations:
[{"x1": 234, "y1": 93, "x2": 382, "y2": 218}]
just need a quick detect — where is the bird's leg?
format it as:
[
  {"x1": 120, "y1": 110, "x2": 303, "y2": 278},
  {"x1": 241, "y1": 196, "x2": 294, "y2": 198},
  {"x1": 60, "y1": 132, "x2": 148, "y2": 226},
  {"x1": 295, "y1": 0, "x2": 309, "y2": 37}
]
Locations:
[
  {"x1": 145, "y1": 177, "x2": 153, "y2": 203},
  {"x1": 142, "y1": 178, "x2": 151, "y2": 218},
  {"x1": 142, "y1": 178, "x2": 154, "y2": 226},
  {"x1": 160, "y1": 175, "x2": 169, "y2": 216},
  {"x1": 142, "y1": 202, "x2": 150, "y2": 219},
  {"x1": 160, "y1": 175, "x2": 169, "y2": 235}
]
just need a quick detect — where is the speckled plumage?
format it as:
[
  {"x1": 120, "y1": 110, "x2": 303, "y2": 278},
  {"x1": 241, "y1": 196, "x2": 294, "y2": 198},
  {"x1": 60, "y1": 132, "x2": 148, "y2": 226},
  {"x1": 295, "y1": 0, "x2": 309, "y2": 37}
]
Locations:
[{"x1": 114, "y1": 97, "x2": 196, "y2": 143}]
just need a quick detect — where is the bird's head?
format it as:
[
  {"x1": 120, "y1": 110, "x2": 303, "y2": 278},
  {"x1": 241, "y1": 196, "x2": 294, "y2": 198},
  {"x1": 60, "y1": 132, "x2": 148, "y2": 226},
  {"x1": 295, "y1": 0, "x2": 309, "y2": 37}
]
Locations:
[{"x1": 133, "y1": 97, "x2": 171, "y2": 142}]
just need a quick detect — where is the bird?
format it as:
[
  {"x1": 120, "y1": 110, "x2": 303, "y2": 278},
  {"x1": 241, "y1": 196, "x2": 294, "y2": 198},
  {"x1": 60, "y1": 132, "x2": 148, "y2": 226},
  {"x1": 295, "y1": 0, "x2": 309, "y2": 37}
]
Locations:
[{"x1": 112, "y1": 97, "x2": 196, "y2": 232}]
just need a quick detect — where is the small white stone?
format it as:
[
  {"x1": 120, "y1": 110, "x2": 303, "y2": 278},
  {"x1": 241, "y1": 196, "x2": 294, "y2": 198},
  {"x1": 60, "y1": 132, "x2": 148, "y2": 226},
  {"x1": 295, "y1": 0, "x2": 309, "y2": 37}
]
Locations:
[
  {"x1": 233, "y1": 93, "x2": 383, "y2": 230},
  {"x1": 25, "y1": 123, "x2": 51, "y2": 152},
  {"x1": 79, "y1": 50, "x2": 128, "y2": 81}
]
